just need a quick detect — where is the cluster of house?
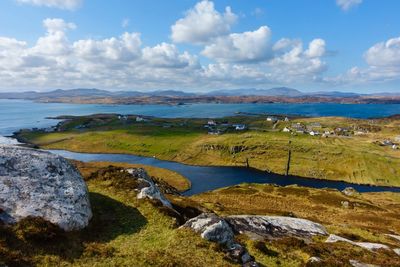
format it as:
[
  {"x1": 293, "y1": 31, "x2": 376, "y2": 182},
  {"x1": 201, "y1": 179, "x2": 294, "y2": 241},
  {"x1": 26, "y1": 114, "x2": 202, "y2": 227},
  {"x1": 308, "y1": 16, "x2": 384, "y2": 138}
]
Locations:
[
  {"x1": 282, "y1": 122, "x2": 327, "y2": 137},
  {"x1": 205, "y1": 120, "x2": 247, "y2": 135}
]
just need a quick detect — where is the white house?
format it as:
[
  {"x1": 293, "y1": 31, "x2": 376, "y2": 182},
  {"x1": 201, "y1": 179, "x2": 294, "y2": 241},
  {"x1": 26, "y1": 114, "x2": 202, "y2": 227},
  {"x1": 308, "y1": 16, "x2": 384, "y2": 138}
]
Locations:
[
  {"x1": 207, "y1": 120, "x2": 217, "y2": 126},
  {"x1": 267, "y1": 116, "x2": 278, "y2": 122},
  {"x1": 234, "y1": 124, "x2": 246, "y2": 131},
  {"x1": 136, "y1": 116, "x2": 145, "y2": 122},
  {"x1": 282, "y1": 127, "x2": 291, "y2": 132},
  {"x1": 310, "y1": 131, "x2": 320, "y2": 136}
]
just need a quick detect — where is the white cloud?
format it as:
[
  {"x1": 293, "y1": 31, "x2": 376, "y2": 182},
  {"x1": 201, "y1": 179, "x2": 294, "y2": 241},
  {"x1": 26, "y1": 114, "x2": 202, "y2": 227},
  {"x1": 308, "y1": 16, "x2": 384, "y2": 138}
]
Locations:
[
  {"x1": 328, "y1": 36, "x2": 400, "y2": 85},
  {"x1": 305, "y1": 39, "x2": 326, "y2": 58},
  {"x1": 252, "y1": 7, "x2": 264, "y2": 18},
  {"x1": 73, "y1": 32, "x2": 142, "y2": 62},
  {"x1": 201, "y1": 26, "x2": 272, "y2": 63},
  {"x1": 364, "y1": 37, "x2": 400, "y2": 67},
  {"x1": 0, "y1": 18, "x2": 201, "y2": 90},
  {"x1": 142, "y1": 43, "x2": 198, "y2": 68},
  {"x1": 336, "y1": 0, "x2": 362, "y2": 11},
  {"x1": 43, "y1": 18, "x2": 76, "y2": 33},
  {"x1": 171, "y1": 0, "x2": 237, "y2": 44},
  {"x1": 122, "y1": 18, "x2": 130, "y2": 28},
  {"x1": 15, "y1": 0, "x2": 82, "y2": 10},
  {"x1": 202, "y1": 38, "x2": 328, "y2": 87}
]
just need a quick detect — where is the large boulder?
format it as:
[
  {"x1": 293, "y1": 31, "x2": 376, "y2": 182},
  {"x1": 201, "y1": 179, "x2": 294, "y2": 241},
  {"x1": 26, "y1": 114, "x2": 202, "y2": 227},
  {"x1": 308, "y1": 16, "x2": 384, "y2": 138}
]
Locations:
[
  {"x1": 181, "y1": 213, "x2": 235, "y2": 245},
  {"x1": 0, "y1": 145, "x2": 92, "y2": 231},
  {"x1": 226, "y1": 215, "x2": 328, "y2": 239}
]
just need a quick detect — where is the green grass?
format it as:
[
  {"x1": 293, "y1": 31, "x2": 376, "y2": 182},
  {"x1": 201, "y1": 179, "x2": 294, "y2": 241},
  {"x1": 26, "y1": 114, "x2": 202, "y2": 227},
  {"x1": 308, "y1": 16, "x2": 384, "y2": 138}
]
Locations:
[
  {"x1": 19, "y1": 114, "x2": 400, "y2": 186},
  {"x1": 2, "y1": 162, "x2": 400, "y2": 266},
  {"x1": 0, "y1": 163, "x2": 233, "y2": 267}
]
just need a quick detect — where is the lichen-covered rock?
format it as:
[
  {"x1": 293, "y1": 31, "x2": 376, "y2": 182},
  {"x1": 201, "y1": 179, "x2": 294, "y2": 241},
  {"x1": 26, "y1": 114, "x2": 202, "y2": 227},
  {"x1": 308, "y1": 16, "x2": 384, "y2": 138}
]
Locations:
[
  {"x1": 127, "y1": 168, "x2": 173, "y2": 208},
  {"x1": 226, "y1": 215, "x2": 328, "y2": 239},
  {"x1": 308, "y1": 256, "x2": 322, "y2": 264},
  {"x1": 342, "y1": 187, "x2": 358, "y2": 196},
  {"x1": 326, "y1": 234, "x2": 390, "y2": 251},
  {"x1": 349, "y1": 259, "x2": 379, "y2": 267},
  {"x1": 181, "y1": 213, "x2": 235, "y2": 245},
  {"x1": 0, "y1": 145, "x2": 92, "y2": 231},
  {"x1": 394, "y1": 248, "x2": 400, "y2": 256}
]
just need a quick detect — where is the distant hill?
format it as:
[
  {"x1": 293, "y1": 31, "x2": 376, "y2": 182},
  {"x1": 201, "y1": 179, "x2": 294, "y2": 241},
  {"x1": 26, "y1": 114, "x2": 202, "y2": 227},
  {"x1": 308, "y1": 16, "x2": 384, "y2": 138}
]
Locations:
[
  {"x1": 307, "y1": 91, "x2": 362, "y2": 98},
  {"x1": 207, "y1": 87, "x2": 303, "y2": 97},
  {"x1": 0, "y1": 88, "x2": 195, "y2": 99},
  {"x1": 0, "y1": 87, "x2": 397, "y2": 100}
]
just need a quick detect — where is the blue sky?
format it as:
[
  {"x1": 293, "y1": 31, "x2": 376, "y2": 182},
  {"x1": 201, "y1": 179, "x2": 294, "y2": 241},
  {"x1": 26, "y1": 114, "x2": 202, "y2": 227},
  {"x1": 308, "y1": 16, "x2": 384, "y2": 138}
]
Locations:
[{"x1": 0, "y1": 0, "x2": 399, "y2": 93}]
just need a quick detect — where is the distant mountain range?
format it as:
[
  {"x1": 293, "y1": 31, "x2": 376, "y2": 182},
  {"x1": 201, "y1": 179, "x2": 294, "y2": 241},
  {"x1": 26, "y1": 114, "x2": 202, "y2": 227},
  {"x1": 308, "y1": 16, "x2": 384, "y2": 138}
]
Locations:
[
  {"x1": 0, "y1": 88, "x2": 197, "y2": 99},
  {"x1": 206, "y1": 87, "x2": 304, "y2": 97},
  {"x1": 0, "y1": 87, "x2": 398, "y2": 100}
]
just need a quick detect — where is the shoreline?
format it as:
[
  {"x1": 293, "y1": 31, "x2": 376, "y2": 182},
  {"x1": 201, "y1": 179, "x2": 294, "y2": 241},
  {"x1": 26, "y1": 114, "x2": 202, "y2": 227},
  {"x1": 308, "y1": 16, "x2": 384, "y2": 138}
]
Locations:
[
  {"x1": 7, "y1": 111, "x2": 400, "y2": 190},
  {"x1": 46, "y1": 148, "x2": 400, "y2": 192}
]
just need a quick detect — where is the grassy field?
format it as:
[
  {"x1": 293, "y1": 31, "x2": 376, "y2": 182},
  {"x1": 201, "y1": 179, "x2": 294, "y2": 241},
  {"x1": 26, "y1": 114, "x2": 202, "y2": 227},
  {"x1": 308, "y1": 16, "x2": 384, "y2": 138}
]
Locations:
[
  {"x1": 72, "y1": 161, "x2": 191, "y2": 192},
  {"x1": 2, "y1": 161, "x2": 400, "y2": 266},
  {"x1": 18, "y1": 114, "x2": 400, "y2": 186},
  {"x1": 188, "y1": 183, "x2": 400, "y2": 266},
  {"x1": 0, "y1": 162, "x2": 230, "y2": 267}
]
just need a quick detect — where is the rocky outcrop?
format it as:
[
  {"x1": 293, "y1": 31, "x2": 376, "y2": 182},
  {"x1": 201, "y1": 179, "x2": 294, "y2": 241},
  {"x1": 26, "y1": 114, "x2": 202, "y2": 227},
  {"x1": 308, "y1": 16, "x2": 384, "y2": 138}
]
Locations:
[
  {"x1": 342, "y1": 187, "x2": 359, "y2": 196},
  {"x1": 181, "y1": 213, "x2": 235, "y2": 245},
  {"x1": 127, "y1": 168, "x2": 173, "y2": 208},
  {"x1": 0, "y1": 145, "x2": 92, "y2": 231},
  {"x1": 386, "y1": 234, "x2": 400, "y2": 242},
  {"x1": 226, "y1": 215, "x2": 328, "y2": 239},
  {"x1": 326, "y1": 234, "x2": 390, "y2": 251},
  {"x1": 394, "y1": 248, "x2": 400, "y2": 256},
  {"x1": 349, "y1": 260, "x2": 380, "y2": 267},
  {"x1": 181, "y1": 213, "x2": 259, "y2": 266}
]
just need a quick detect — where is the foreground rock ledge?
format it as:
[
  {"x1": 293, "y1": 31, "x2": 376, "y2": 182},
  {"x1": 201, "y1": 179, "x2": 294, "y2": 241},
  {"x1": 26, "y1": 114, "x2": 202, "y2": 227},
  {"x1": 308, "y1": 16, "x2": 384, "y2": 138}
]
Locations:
[{"x1": 0, "y1": 145, "x2": 92, "y2": 231}]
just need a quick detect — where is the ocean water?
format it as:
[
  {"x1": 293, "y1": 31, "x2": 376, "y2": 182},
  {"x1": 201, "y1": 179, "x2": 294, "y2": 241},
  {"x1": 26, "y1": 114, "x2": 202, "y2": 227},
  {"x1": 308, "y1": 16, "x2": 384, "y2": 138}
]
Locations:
[{"x1": 1, "y1": 99, "x2": 400, "y2": 137}]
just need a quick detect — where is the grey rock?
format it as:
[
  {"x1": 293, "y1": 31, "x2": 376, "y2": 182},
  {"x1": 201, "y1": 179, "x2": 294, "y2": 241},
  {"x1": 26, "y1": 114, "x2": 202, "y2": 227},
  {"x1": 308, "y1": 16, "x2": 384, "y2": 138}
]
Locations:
[
  {"x1": 243, "y1": 262, "x2": 259, "y2": 267},
  {"x1": 308, "y1": 256, "x2": 322, "y2": 263},
  {"x1": 181, "y1": 213, "x2": 235, "y2": 245},
  {"x1": 341, "y1": 201, "x2": 350, "y2": 209},
  {"x1": 226, "y1": 243, "x2": 255, "y2": 264},
  {"x1": 241, "y1": 252, "x2": 253, "y2": 263},
  {"x1": 349, "y1": 260, "x2": 380, "y2": 267},
  {"x1": 342, "y1": 187, "x2": 358, "y2": 196},
  {"x1": 386, "y1": 234, "x2": 400, "y2": 242},
  {"x1": 394, "y1": 248, "x2": 400, "y2": 256},
  {"x1": 326, "y1": 234, "x2": 390, "y2": 251},
  {"x1": 0, "y1": 145, "x2": 92, "y2": 231},
  {"x1": 226, "y1": 215, "x2": 328, "y2": 239},
  {"x1": 127, "y1": 168, "x2": 172, "y2": 208}
]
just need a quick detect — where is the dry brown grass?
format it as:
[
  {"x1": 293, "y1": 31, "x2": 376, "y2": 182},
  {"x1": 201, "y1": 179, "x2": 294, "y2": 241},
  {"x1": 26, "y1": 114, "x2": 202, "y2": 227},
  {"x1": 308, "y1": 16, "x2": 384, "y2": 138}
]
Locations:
[
  {"x1": 191, "y1": 184, "x2": 400, "y2": 236},
  {"x1": 72, "y1": 160, "x2": 191, "y2": 192},
  {"x1": 191, "y1": 183, "x2": 400, "y2": 266}
]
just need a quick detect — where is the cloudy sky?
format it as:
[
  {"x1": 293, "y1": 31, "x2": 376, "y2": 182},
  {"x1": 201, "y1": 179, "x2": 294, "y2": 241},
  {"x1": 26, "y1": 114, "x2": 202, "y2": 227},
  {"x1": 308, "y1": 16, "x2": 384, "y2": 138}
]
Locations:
[{"x1": 0, "y1": 0, "x2": 399, "y2": 93}]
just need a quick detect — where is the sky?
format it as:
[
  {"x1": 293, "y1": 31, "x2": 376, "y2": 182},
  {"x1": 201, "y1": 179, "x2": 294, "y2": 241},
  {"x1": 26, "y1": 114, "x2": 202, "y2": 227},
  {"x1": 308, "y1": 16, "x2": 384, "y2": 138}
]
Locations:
[{"x1": 0, "y1": 0, "x2": 399, "y2": 93}]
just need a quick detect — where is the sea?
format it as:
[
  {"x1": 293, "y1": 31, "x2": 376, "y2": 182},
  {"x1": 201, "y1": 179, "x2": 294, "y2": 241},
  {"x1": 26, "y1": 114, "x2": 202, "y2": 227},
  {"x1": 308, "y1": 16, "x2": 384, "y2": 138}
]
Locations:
[{"x1": 1, "y1": 98, "x2": 400, "y2": 141}]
